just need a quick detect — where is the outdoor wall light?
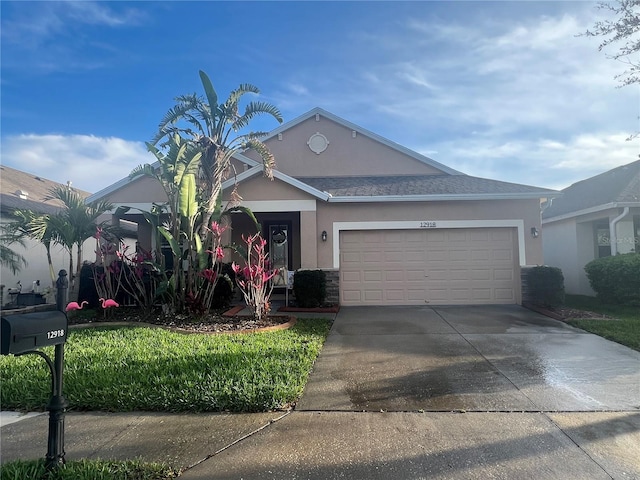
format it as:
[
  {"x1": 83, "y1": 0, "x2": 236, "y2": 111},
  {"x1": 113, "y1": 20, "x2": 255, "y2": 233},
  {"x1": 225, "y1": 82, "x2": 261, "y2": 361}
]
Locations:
[
  {"x1": 531, "y1": 227, "x2": 539, "y2": 238},
  {"x1": 321, "y1": 230, "x2": 328, "y2": 242}
]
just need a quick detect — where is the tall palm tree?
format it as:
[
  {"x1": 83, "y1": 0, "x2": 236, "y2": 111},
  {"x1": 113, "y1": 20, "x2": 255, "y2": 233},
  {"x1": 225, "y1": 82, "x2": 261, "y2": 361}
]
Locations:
[
  {"x1": 45, "y1": 185, "x2": 117, "y2": 281},
  {"x1": 151, "y1": 70, "x2": 283, "y2": 234},
  {"x1": 4, "y1": 186, "x2": 119, "y2": 288}
]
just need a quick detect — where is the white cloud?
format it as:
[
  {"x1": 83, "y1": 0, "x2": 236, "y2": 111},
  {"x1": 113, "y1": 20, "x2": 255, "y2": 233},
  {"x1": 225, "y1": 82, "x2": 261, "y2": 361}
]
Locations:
[
  {"x1": 420, "y1": 131, "x2": 639, "y2": 190},
  {"x1": 1, "y1": 1, "x2": 144, "y2": 73},
  {"x1": 2, "y1": 1, "x2": 143, "y2": 46},
  {"x1": 2, "y1": 134, "x2": 151, "y2": 193}
]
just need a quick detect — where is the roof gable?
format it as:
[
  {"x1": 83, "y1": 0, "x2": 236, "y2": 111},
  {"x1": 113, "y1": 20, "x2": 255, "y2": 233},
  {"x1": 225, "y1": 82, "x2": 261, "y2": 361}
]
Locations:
[
  {"x1": 543, "y1": 160, "x2": 640, "y2": 219},
  {"x1": 241, "y1": 107, "x2": 462, "y2": 178}
]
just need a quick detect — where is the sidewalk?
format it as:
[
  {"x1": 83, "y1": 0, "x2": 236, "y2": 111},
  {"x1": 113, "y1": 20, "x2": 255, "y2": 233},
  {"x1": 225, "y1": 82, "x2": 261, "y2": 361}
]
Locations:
[{"x1": 2, "y1": 410, "x2": 639, "y2": 479}]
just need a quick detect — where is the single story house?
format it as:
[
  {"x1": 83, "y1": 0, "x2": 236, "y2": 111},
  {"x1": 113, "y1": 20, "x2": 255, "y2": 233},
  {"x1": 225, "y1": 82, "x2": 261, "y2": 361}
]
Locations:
[
  {"x1": 88, "y1": 108, "x2": 558, "y2": 306},
  {"x1": 0, "y1": 166, "x2": 91, "y2": 305},
  {"x1": 542, "y1": 160, "x2": 640, "y2": 296}
]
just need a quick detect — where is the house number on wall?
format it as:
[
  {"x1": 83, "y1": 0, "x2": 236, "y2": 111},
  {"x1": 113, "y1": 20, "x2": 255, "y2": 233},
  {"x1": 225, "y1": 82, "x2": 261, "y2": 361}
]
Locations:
[{"x1": 419, "y1": 221, "x2": 437, "y2": 228}]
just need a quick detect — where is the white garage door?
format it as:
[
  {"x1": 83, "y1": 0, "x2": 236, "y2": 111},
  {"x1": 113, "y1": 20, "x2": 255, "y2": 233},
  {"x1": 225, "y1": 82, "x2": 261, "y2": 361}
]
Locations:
[{"x1": 340, "y1": 228, "x2": 518, "y2": 306}]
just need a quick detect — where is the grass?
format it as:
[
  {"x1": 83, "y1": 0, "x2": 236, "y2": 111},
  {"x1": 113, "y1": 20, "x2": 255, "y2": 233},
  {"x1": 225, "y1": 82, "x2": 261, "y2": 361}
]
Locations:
[
  {"x1": 0, "y1": 318, "x2": 332, "y2": 412},
  {"x1": 0, "y1": 459, "x2": 179, "y2": 480},
  {"x1": 564, "y1": 294, "x2": 640, "y2": 352}
]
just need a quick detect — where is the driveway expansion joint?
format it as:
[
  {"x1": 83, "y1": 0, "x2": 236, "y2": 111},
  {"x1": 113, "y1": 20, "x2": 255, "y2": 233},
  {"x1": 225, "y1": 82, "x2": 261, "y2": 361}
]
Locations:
[{"x1": 180, "y1": 411, "x2": 291, "y2": 474}]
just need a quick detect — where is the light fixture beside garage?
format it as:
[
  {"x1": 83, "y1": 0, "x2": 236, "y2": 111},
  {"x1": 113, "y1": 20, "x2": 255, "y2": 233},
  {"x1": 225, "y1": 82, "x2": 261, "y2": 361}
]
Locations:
[
  {"x1": 531, "y1": 227, "x2": 539, "y2": 238},
  {"x1": 321, "y1": 230, "x2": 328, "y2": 242}
]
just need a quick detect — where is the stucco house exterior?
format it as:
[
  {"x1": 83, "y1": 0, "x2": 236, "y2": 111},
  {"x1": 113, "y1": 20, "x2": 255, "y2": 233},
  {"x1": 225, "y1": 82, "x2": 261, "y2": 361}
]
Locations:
[
  {"x1": 542, "y1": 160, "x2": 640, "y2": 296},
  {"x1": 88, "y1": 108, "x2": 558, "y2": 306},
  {"x1": 0, "y1": 166, "x2": 92, "y2": 305}
]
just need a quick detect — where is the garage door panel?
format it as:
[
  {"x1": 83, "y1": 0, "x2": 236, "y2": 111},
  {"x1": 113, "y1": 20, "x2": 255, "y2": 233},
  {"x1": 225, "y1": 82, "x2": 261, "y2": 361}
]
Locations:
[
  {"x1": 364, "y1": 290, "x2": 383, "y2": 301},
  {"x1": 385, "y1": 290, "x2": 406, "y2": 301},
  {"x1": 471, "y1": 269, "x2": 491, "y2": 280},
  {"x1": 496, "y1": 288, "x2": 515, "y2": 300},
  {"x1": 492, "y1": 249, "x2": 513, "y2": 261},
  {"x1": 494, "y1": 269, "x2": 514, "y2": 280},
  {"x1": 472, "y1": 289, "x2": 492, "y2": 301},
  {"x1": 340, "y1": 228, "x2": 518, "y2": 306}
]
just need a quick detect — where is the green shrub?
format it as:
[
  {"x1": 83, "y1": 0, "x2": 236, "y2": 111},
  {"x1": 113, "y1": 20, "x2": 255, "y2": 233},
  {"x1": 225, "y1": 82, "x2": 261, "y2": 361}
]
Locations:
[
  {"x1": 293, "y1": 270, "x2": 327, "y2": 308},
  {"x1": 526, "y1": 266, "x2": 565, "y2": 308},
  {"x1": 585, "y1": 253, "x2": 640, "y2": 305}
]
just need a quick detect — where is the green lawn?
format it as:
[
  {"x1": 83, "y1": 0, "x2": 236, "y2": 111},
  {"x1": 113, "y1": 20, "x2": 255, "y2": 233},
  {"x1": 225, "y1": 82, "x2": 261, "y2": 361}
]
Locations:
[
  {"x1": 564, "y1": 295, "x2": 640, "y2": 352},
  {"x1": 0, "y1": 459, "x2": 179, "y2": 480},
  {"x1": 0, "y1": 318, "x2": 332, "y2": 412}
]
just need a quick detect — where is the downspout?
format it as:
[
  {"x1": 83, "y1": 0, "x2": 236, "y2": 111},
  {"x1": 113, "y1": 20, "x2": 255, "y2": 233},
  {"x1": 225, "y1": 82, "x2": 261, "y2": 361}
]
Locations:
[{"x1": 609, "y1": 206, "x2": 630, "y2": 256}]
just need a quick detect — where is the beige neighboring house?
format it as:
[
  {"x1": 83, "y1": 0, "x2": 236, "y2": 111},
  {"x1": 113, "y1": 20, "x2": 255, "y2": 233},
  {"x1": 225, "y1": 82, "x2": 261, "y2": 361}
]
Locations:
[
  {"x1": 542, "y1": 160, "x2": 640, "y2": 296},
  {"x1": 0, "y1": 166, "x2": 92, "y2": 306},
  {"x1": 88, "y1": 108, "x2": 558, "y2": 306}
]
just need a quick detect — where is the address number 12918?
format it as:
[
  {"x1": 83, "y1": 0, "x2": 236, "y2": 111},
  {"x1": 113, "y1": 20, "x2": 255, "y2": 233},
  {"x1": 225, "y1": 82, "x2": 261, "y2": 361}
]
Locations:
[{"x1": 419, "y1": 221, "x2": 437, "y2": 228}]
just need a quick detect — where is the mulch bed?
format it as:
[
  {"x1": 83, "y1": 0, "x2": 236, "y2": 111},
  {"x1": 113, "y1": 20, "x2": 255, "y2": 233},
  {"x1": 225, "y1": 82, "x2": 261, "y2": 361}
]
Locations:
[
  {"x1": 524, "y1": 303, "x2": 616, "y2": 321},
  {"x1": 67, "y1": 307, "x2": 295, "y2": 334}
]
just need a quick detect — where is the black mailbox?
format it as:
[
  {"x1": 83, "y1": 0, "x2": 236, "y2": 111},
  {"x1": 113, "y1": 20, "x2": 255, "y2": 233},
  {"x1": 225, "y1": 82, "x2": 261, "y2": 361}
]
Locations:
[{"x1": 1, "y1": 311, "x2": 68, "y2": 355}]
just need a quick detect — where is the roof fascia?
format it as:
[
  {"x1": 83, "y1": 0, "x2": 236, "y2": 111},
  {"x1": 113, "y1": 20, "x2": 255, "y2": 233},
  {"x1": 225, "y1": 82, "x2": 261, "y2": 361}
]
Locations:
[
  {"x1": 262, "y1": 107, "x2": 464, "y2": 176},
  {"x1": 222, "y1": 165, "x2": 331, "y2": 201},
  {"x1": 328, "y1": 192, "x2": 561, "y2": 203},
  {"x1": 542, "y1": 201, "x2": 640, "y2": 224}
]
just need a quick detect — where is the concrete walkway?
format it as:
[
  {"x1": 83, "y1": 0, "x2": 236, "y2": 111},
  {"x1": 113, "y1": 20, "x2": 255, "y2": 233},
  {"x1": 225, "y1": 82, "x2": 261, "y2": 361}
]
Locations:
[{"x1": 2, "y1": 305, "x2": 639, "y2": 479}]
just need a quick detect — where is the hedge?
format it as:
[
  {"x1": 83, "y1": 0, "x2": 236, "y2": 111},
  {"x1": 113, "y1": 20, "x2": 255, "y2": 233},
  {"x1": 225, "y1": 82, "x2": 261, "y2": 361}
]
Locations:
[
  {"x1": 585, "y1": 253, "x2": 640, "y2": 305},
  {"x1": 526, "y1": 266, "x2": 565, "y2": 308}
]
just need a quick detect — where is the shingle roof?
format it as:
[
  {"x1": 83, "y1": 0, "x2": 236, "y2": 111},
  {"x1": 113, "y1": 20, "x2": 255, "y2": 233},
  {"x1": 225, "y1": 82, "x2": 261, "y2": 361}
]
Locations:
[
  {"x1": 297, "y1": 174, "x2": 557, "y2": 198},
  {"x1": 0, "y1": 165, "x2": 91, "y2": 215},
  {"x1": 542, "y1": 160, "x2": 640, "y2": 219}
]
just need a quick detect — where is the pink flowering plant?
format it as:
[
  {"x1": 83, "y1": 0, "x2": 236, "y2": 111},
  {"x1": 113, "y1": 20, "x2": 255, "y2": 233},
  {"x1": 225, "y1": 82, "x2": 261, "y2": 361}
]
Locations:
[
  {"x1": 187, "y1": 221, "x2": 228, "y2": 313},
  {"x1": 232, "y1": 233, "x2": 279, "y2": 321},
  {"x1": 92, "y1": 227, "x2": 165, "y2": 311}
]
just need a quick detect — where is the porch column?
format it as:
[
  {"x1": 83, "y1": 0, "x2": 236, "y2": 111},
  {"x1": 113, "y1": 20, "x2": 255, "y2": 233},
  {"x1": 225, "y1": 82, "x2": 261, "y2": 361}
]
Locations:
[{"x1": 300, "y1": 210, "x2": 318, "y2": 269}]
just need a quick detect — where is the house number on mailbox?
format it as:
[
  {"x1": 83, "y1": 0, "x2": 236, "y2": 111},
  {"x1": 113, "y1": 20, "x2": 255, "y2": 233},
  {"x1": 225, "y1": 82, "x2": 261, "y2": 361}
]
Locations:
[
  {"x1": 47, "y1": 330, "x2": 65, "y2": 340},
  {"x1": 419, "y1": 221, "x2": 437, "y2": 228}
]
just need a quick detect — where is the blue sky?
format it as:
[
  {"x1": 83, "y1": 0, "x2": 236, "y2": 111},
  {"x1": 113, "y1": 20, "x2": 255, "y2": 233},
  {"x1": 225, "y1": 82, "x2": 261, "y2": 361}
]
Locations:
[{"x1": 2, "y1": 1, "x2": 638, "y2": 193}]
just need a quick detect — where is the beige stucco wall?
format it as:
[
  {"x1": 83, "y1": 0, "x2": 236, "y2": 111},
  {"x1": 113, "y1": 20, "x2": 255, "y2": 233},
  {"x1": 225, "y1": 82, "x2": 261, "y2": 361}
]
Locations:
[
  {"x1": 102, "y1": 176, "x2": 168, "y2": 204},
  {"x1": 225, "y1": 175, "x2": 314, "y2": 202},
  {"x1": 244, "y1": 115, "x2": 445, "y2": 178},
  {"x1": 543, "y1": 206, "x2": 640, "y2": 295},
  {"x1": 542, "y1": 219, "x2": 591, "y2": 295}
]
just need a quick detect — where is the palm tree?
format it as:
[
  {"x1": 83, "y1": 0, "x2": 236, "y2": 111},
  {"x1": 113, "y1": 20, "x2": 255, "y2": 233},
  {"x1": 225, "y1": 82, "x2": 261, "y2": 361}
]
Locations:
[
  {"x1": 151, "y1": 70, "x2": 283, "y2": 234},
  {"x1": 4, "y1": 186, "x2": 119, "y2": 288},
  {"x1": 2, "y1": 209, "x2": 57, "y2": 286},
  {"x1": 45, "y1": 185, "x2": 118, "y2": 282},
  {"x1": 0, "y1": 240, "x2": 28, "y2": 275},
  {"x1": 130, "y1": 134, "x2": 202, "y2": 310}
]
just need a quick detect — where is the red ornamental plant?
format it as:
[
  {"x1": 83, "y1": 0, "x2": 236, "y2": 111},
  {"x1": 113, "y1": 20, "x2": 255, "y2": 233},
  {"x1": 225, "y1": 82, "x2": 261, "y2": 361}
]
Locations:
[
  {"x1": 192, "y1": 221, "x2": 228, "y2": 313},
  {"x1": 232, "y1": 233, "x2": 279, "y2": 321}
]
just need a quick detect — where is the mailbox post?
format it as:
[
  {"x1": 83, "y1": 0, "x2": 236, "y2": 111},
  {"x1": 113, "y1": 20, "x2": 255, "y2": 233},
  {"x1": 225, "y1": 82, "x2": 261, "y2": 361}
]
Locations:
[{"x1": 1, "y1": 311, "x2": 68, "y2": 470}]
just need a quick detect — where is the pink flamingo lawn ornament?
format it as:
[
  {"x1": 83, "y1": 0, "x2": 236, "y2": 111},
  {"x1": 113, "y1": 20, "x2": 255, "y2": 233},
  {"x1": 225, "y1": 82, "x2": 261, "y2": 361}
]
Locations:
[
  {"x1": 99, "y1": 298, "x2": 120, "y2": 309},
  {"x1": 66, "y1": 300, "x2": 88, "y2": 311}
]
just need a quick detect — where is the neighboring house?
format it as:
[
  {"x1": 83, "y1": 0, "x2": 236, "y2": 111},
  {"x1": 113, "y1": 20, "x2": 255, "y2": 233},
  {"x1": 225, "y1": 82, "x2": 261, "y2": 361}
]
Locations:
[
  {"x1": 0, "y1": 166, "x2": 92, "y2": 304},
  {"x1": 88, "y1": 108, "x2": 558, "y2": 306},
  {"x1": 542, "y1": 160, "x2": 640, "y2": 296}
]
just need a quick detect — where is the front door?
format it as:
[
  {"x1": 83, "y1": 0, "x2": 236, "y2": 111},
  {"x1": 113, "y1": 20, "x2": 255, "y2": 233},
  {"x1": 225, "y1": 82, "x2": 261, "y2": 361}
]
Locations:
[{"x1": 268, "y1": 223, "x2": 290, "y2": 286}]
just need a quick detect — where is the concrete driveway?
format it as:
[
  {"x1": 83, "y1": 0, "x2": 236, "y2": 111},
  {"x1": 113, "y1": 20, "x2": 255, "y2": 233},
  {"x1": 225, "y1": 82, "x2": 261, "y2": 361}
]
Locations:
[{"x1": 297, "y1": 305, "x2": 640, "y2": 412}]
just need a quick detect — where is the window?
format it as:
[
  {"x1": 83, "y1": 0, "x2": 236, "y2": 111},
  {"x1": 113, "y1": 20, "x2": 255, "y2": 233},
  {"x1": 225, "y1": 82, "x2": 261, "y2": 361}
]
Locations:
[{"x1": 594, "y1": 221, "x2": 611, "y2": 258}]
